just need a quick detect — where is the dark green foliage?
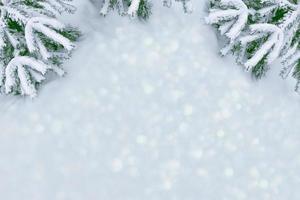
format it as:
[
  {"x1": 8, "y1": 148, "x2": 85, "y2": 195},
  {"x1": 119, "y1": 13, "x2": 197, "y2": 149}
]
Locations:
[
  {"x1": 293, "y1": 61, "x2": 300, "y2": 80},
  {"x1": 271, "y1": 8, "x2": 289, "y2": 24},
  {"x1": 135, "y1": 0, "x2": 152, "y2": 21},
  {"x1": 49, "y1": 56, "x2": 64, "y2": 66},
  {"x1": 2, "y1": 25, "x2": 80, "y2": 61},
  {"x1": 0, "y1": 24, "x2": 80, "y2": 73},
  {"x1": 241, "y1": 1, "x2": 290, "y2": 74},
  {"x1": 41, "y1": 28, "x2": 80, "y2": 50},
  {"x1": 208, "y1": 0, "x2": 300, "y2": 89},
  {"x1": 108, "y1": 0, "x2": 124, "y2": 15},
  {"x1": 58, "y1": 27, "x2": 81, "y2": 42},
  {"x1": 246, "y1": 40, "x2": 261, "y2": 59},
  {"x1": 7, "y1": 18, "x2": 24, "y2": 32},
  {"x1": 1, "y1": 41, "x2": 15, "y2": 65},
  {"x1": 36, "y1": 28, "x2": 80, "y2": 66},
  {"x1": 243, "y1": 2, "x2": 297, "y2": 79},
  {"x1": 224, "y1": 0, "x2": 298, "y2": 79},
  {"x1": 106, "y1": 0, "x2": 152, "y2": 20},
  {"x1": 244, "y1": 38, "x2": 269, "y2": 78},
  {"x1": 251, "y1": 57, "x2": 268, "y2": 78},
  {"x1": 40, "y1": 33, "x2": 64, "y2": 51},
  {"x1": 23, "y1": 0, "x2": 44, "y2": 8},
  {"x1": 124, "y1": 0, "x2": 152, "y2": 20},
  {"x1": 291, "y1": 29, "x2": 300, "y2": 47},
  {"x1": 18, "y1": 46, "x2": 30, "y2": 56},
  {"x1": 37, "y1": 28, "x2": 80, "y2": 56},
  {"x1": 0, "y1": 0, "x2": 80, "y2": 96},
  {"x1": 244, "y1": 0, "x2": 267, "y2": 10}
]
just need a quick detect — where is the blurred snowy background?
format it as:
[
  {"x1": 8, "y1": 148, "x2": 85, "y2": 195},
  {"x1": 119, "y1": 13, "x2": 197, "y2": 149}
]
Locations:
[{"x1": 1, "y1": 1, "x2": 300, "y2": 199}]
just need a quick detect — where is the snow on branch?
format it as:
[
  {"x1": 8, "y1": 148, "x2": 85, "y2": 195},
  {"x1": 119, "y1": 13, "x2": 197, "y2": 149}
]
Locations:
[
  {"x1": 98, "y1": 0, "x2": 193, "y2": 20},
  {"x1": 206, "y1": 0, "x2": 249, "y2": 41},
  {"x1": 241, "y1": 24, "x2": 284, "y2": 70},
  {"x1": 207, "y1": 0, "x2": 300, "y2": 91},
  {"x1": 5, "y1": 56, "x2": 50, "y2": 97},
  {"x1": 25, "y1": 17, "x2": 75, "y2": 58},
  {"x1": 0, "y1": 0, "x2": 80, "y2": 97}
]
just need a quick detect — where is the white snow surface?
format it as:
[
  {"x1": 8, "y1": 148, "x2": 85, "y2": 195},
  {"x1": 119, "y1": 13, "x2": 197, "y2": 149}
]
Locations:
[{"x1": 1, "y1": 1, "x2": 300, "y2": 199}]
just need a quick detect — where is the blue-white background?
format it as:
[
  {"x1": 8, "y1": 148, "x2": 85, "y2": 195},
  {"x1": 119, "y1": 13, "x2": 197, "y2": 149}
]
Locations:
[{"x1": 1, "y1": 1, "x2": 300, "y2": 199}]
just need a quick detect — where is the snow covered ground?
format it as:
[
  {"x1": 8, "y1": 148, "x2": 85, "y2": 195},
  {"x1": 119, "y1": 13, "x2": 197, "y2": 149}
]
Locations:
[{"x1": 1, "y1": 1, "x2": 300, "y2": 199}]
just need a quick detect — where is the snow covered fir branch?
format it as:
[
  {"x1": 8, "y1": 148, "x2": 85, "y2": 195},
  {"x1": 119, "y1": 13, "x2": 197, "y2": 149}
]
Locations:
[
  {"x1": 206, "y1": 0, "x2": 300, "y2": 90},
  {"x1": 98, "y1": 0, "x2": 193, "y2": 20},
  {"x1": 0, "y1": 0, "x2": 80, "y2": 97},
  {"x1": 1, "y1": 0, "x2": 300, "y2": 98}
]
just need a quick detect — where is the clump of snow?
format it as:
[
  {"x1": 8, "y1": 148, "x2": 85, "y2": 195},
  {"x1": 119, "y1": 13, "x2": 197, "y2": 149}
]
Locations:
[
  {"x1": 205, "y1": 0, "x2": 249, "y2": 41},
  {"x1": 0, "y1": 0, "x2": 300, "y2": 200}
]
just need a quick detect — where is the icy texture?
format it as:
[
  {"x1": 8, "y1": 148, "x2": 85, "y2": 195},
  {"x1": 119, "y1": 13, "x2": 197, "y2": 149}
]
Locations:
[{"x1": 0, "y1": 1, "x2": 300, "y2": 200}]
